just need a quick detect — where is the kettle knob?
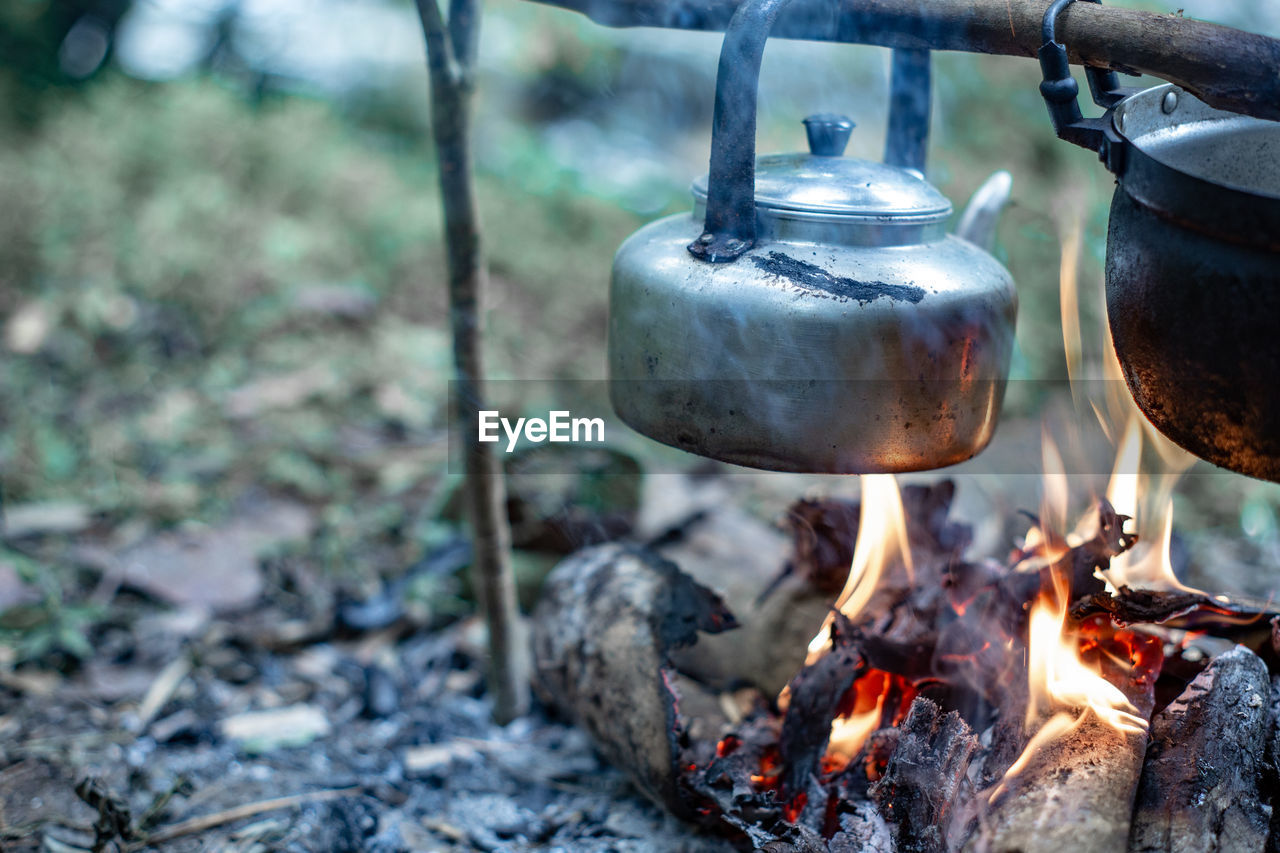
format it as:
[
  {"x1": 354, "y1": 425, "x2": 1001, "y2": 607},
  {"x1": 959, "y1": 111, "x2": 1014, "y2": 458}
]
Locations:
[{"x1": 803, "y1": 114, "x2": 854, "y2": 157}]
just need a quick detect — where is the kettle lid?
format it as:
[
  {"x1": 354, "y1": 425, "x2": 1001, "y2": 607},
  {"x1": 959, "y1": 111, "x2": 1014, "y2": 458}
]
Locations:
[{"x1": 691, "y1": 115, "x2": 952, "y2": 226}]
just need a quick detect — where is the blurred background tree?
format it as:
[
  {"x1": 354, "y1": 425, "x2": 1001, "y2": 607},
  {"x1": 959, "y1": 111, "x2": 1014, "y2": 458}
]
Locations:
[{"x1": 2, "y1": 0, "x2": 130, "y2": 125}]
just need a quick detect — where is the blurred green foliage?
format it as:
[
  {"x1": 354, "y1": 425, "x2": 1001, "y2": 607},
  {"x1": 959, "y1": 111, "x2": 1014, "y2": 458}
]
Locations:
[
  {"x1": 1, "y1": 4, "x2": 1277, "y2": 629},
  {"x1": 0, "y1": 544, "x2": 103, "y2": 663},
  {"x1": 0, "y1": 74, "x2": 640, "y2": 548}
]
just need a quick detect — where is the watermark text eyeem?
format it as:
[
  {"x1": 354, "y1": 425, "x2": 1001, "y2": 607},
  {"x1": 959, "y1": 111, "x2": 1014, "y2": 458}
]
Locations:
[{"x1": 478, "y1": 410, "x2": 605, "y2": 452}]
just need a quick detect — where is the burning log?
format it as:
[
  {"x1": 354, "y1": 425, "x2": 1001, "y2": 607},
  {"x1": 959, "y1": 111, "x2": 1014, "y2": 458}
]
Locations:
[
  {"x1": 778, "y1": 615, "x2": 866, "y2": 799},
  {"x1": 869, "y1": 697, "x2": 978, "y2": 853},
  {"x1": 1128, "y1": 646, "x2": 1272, "y2": 853},
  {"x1": 531, "y1": 543, "x2": 736, "y2": 818},
  {"x1": 966, "y1": 713, "x2": 1150, "y2": 852},
  {"x1": 532, "y1": 475, "x2": 1280, "y2": 852},
  {"x1": 1074, "y1": 586, "x2": 1279, "y2": 631},
  {"x1": 960, "y1": 610, "x2": 1163, "y2": 853}
]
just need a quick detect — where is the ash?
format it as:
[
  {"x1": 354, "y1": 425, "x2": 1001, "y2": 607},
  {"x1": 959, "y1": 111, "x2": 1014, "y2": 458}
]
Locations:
[{"x1": 1, "y1": 616, "x2": 734, "y2": 852}]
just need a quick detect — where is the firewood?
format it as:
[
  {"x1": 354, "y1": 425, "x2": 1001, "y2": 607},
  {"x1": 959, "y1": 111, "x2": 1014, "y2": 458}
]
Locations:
[
  {"x1": 1128, "y1": 646, "x2": 1272, "y2": 853},
  {"x1": 672, "y1": 481, "x2": 971, "y2": 699},
  {"x1": 1266, "y1": 675, "x2": 1280, "y2": 853},
  {"x1": 531, "y1": 543, "x2": 736, "y2": 818},
  {"x1": 961, "y1": 634, "x2": 1160, "y2": 853},
  {"x1": 1074, "y1": 585, "x2": 1280, "y2": 631},
  {"x1": 661, "y1": 504, "x2": 830, "y2": 698},
  {"x1": 963, "y1": 714, "x2": 1148, "y2": 853},
  {"x1": 869, "y1": 697, "x2": 978, "y2": 853},
  {"x1": 778, "y1": 615, "x2": 865, "y2": 799}
]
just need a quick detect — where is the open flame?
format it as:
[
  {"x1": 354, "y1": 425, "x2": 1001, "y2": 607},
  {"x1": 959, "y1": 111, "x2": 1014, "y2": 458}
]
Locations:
[
  {"x1": 1056, "y1": 208, "x2": 1199, "y2": 594},
  {"x1": 789, "y1": 214, "x2": 1206, "y2": 800},
  {"x1": 1100, "y1": 414, "x2": 1199, "y2": 593},
  {"x1": 805, "y1": 474, "x2": 913, "y2": 663},
  {"x1": 1024, "y1": 572, "x2": 1146, "y2": 736},
  {"x1": 997, "y1": 214, "x2": 1186, "y2": 798},
  {"x1": 991, "y1": 569, "x2": 1148, "y2": 802},
  {"x1": 788, "y1": 474, "x2": 914, "y2": 764},
  {"x1": 826, "y1": 670, "x2": 892, "y2": 763}
]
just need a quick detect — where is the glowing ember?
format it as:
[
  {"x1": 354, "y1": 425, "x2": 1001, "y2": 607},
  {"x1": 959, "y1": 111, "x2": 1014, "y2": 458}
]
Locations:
[
  {"x1": 786, "y1": 475, "x2": 915, "y2": 767},
  {"x1": 826, "y1": 670, "x2": 891, "y2": 767}
]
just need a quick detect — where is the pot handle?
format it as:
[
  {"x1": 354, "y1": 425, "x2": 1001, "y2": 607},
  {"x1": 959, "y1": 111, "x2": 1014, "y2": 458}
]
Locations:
[
  {"x1": 1038, "y1": 0, "x2": 1130, "y2": 171},
  {"x1": 688, "y1": 0, "x2": 935, "y2": 263}
]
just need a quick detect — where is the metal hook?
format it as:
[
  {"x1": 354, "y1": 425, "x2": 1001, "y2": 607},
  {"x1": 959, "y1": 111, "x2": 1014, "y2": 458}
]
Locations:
[{"x1": 1038, "y1": 0, "x2": 1129, "y2": 170}]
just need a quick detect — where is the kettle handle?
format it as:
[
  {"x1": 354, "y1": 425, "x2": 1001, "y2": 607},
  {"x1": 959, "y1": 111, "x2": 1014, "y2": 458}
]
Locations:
[
  {"x1": 688, "y1": 0, "x2": 932, "y2": 263},
  {"x1": 884, "y1": 48, "x2": 931, "y2": 175},
  {"x1": 687, "y1": 0, "x2": 793, "y2": 263}
]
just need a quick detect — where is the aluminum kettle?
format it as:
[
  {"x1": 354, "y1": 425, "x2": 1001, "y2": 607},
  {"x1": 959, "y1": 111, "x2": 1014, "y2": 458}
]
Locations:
[{"x1": 607, "y1": 0, "x2": 1017, "y2": 473}]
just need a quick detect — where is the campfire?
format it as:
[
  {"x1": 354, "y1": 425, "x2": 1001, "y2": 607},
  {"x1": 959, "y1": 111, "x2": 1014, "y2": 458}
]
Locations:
[
  {"x1": 534, "y1": 472, "x2": 1279, "y2": 852},
  {"x1": 531, "y1": 240, "x2": 1280, "y2": 852}
]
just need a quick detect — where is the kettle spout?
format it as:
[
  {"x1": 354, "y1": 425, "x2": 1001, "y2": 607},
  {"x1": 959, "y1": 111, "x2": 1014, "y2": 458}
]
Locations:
[{"x1": 954, "y1": 170, "x2": 1012, "y2": 252}]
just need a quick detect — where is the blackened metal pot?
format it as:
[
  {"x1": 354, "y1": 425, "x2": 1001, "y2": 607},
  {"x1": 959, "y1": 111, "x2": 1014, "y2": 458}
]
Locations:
[{"x1": 1040, "y1": 0, "x2": 1280, "y2": 481}]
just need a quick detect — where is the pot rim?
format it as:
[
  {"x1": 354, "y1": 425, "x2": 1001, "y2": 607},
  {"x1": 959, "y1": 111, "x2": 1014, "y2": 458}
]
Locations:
[{"x1": 1114, "y1": 84, "x2": 1280, "y2": 250}]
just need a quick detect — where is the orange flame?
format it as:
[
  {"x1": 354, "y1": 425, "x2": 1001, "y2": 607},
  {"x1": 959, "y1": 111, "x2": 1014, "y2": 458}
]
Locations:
[
  {"x1": 1099, "y1": 414, "x2": 1199, "y2": 593},
  {"x1": 806, "y1": 474, "x2": 913, "y2": 663},
  {"x1": 1024, "y1": 574, "x2": 1146, "y2": 735},
  {"x1": 996, "y1": 223, "x2": 1169, "y2": 798},
  {"x1": 792, "y1": 475, "x2": 913, "y2": 763},
  {"x1": 826, "y1": 670, "x2": 891, "y2": 765},
  {"x1": 1055, "y1": 207, "x2": 1199, "y2": 594},
  {"x1": 992, "y1": 572, "x2": 1147, "y2": 802}
]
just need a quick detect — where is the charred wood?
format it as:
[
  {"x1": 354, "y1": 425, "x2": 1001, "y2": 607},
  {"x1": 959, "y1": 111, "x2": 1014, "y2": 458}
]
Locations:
[
  {"x1": 869, "y1": 697, "x2": 978, "y2": 853},
  {"x1": 1072, "y1": 586, "x2": 1210, "y2": 625},
  {"x1": 1128, "y1": 646, "x2": 1272, "y2": 853},
  {"x1": 531, "y1": 543, "x2": 735, "y2": 818},
  {"x1": 663, "y1": 504, "x2": 829, "y2": 698},
  {"x1": 779, "y1": 615, "x2": 865, "y2": 800},
  {"x1": 829, "y1": 802, "x2": 896, "y2": 853},
  {"x1": 1267, "y1": 676, "x2": 1280, "y2": 853}
]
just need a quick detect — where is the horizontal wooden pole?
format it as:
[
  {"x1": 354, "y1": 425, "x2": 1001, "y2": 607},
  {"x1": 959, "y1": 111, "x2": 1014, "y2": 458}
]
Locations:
[{"x1": 525, "y1": 0, "x2": 1280, "y2": 122}]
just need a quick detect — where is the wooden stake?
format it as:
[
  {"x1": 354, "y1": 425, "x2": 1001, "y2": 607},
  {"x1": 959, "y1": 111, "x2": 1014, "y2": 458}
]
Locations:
[{"x1": 413, "y1": 0, "x2": 530, "y2": 724}]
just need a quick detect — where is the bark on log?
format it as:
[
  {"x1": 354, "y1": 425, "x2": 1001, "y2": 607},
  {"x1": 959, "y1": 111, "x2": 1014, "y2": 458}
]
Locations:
[
  {"x1": 524, "y1": 0, "x2": 1280, "y2": 122},
  {"x1": 531, "y1": 543, "x2": 736, "y2": 818},
  {"x1": 869, "y1": 697, "x2": 979, "y2": 853},
  {"x1": 661, "y1": 504, "x2": 828, "y2": 698},
  {"x1": 1267, "y1": 676, "x2": 1280, "y2": 853},
  {"x1": 1128, "y1": 645, "x2": 1272, "y2": 853}
]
